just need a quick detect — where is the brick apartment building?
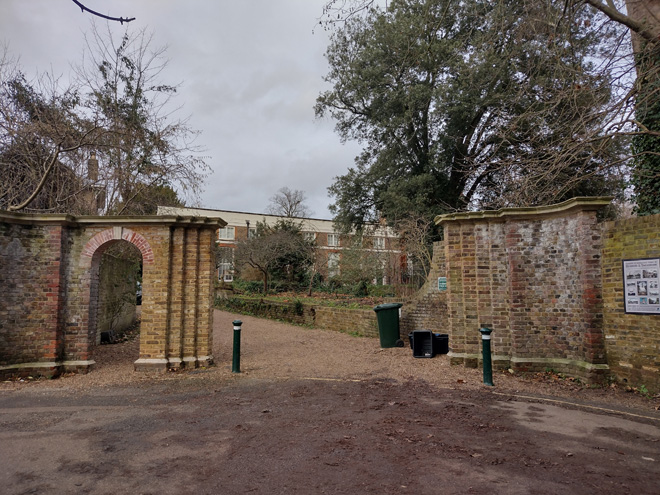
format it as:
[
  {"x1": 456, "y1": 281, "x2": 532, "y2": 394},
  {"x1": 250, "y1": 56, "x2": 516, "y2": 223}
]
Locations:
[{"x1": 157, "y1": 206, "x2": 403, "y2": 284}]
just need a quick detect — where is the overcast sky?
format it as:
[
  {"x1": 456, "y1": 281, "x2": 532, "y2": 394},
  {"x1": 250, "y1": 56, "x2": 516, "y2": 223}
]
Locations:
[{"x1": 0, "y1": 0, "x2": 364, "y2": 219}]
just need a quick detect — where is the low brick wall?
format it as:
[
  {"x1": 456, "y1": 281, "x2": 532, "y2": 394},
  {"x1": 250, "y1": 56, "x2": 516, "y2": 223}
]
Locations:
[
  {"x1": 215, "y1": 297, "x2": 379, "y2": 338},
  {"x1": 314, "y1": 306, "x2": 379, "y2": 338}
]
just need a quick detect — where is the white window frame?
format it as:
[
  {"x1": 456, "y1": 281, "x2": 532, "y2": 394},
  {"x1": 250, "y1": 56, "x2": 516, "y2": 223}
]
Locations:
[
  {"x1": 328, "y1": 252, "x2": 340, "y2": 278},
  {"x1": 219, "y1": 264, "x2": 234, "y2": 282},
  {"x1": 248, "y1": 227, "x2": 257, "y2": 239},
  {"x1": 218, "y1": 226, "x2": 235, "y2": 240},
  {"x1": 303, "y1": 232, "x2": 317, "y2": 243},
  {"x1": 373, "y1": 237, "x2": 385, "y2": 250},
  {"x1": 217, "y1": 246, "x2": 234, "y2": 282},
  {"x1": 328, "y1": 233, "x2": 340, "y2": 247}
]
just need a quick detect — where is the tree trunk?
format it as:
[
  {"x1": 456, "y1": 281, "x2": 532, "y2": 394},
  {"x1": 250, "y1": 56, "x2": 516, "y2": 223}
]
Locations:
[{"x1": 626, "y1": 0, "x2": 660, "y2": 58}]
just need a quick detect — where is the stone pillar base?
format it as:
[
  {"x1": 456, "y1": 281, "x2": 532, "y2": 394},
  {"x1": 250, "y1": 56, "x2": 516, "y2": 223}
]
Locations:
[
  {"x1": 0, "y1": 360, "x2": 95, "y2": 380},
  {"x1": 134, "y1": 358, "x2": 169, "y2": 372},
  {"x1": 134, "y1": 356, "x2": 214, "y2": 372},
  {"x1": 448, "y1": 352, "x2": 480, "y2": 368}
]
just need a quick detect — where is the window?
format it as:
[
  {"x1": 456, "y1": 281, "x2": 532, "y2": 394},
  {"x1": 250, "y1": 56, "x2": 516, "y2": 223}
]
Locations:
[
  {"x1": 218, "y1": 226, "x2": 235, "y2": 240},
  {"x1": 373, "y1": 237, "x2": 385, "y2": 250},
  {"x1": 328, "y1": 233, "x2": 340, "y2": 247},
  {"x1": 248, "y1": 228, "x2": 257, "y2": 239},
  {"x1": 217, "y1": 247, "x2": 234, "y2": 282},
  {"x1": 303, "y1": 232, "x2": 317, "y2": 243},
  {"x1": 219, "y1": 264, "x2": 233, "y2": 282},
  {"x1": 328, "y1": 252, "x2": 340, "y2": 278}
]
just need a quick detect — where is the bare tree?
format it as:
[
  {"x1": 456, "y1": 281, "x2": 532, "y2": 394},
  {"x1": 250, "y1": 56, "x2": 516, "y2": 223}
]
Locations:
[
  {"x1": 336, "y1": 234, "x2": 386, "y2": 289},
  {"x1": 267, "y1": 187, "x2": 313, "y2": 218},
  {"x1": 234, "y1": 224, "x2": 310, "y2": 293},
  {"x1": 75, "y1": 23, "x2": 209, "y2": 215},
  {"x1": 318, "y1": 0, "x2": 382, "y2": 28},
  {"x1": 0, "y1": 46, "x2": 101, "y2": 213},
  {"x1": 394, "y1": 215, "x2": 433, "y2": 282},
  {"x1": 1, "y1": 23, "x2": 207, "y2": 215},
  {"x1": 581, "y1": 0, "x2": 660, "y2": 214}
]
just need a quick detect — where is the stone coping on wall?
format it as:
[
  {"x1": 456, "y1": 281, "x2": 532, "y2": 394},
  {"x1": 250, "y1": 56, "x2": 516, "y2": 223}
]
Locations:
[
  {"x1": 434, "y1": 196, "x2": 613, "y2": 225},
  {"x1": 0, "y1": 210, "x2": 227, "y2": 228}
]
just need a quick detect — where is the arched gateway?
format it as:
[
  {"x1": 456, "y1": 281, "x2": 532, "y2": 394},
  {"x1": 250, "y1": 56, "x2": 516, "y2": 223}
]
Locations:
[{"x1": 0, "y1": 211, "x2": 225, "y2": 377}]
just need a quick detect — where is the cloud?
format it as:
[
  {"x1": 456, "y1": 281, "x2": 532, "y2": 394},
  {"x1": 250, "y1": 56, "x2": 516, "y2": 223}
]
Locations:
[{"x1": 0, "y1": 0, "x2": 362, "y2": 218}]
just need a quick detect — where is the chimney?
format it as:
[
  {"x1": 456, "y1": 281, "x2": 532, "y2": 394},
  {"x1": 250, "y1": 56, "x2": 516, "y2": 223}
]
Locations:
[{"x1": 88, "y1": 152, "x2": 98, "y2": 181}]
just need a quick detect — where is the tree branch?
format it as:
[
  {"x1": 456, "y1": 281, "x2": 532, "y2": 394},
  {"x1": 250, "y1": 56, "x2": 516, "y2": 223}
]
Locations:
[
  {"x1": 583, "y1": 0, "x2": 658, "y2": 43},
  {"x1": 8, "y1": 145, "x2": 61, "y2": 211},
  {"x1": 71, "y1": 0, "x2": 135, "y2": 24}
]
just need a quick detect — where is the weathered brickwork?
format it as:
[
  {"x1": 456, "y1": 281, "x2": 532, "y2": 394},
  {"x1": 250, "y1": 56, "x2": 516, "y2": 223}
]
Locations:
[
  {"x1": 0, "y1": 221, "x2": 65, "y2": 376},
  {"x1": 602, "y1": 214, "x2": 660, "y2": 391},
  {"x1": 435, "y1": 198, "x2": 611, "y2": 381},
  {"x1": 0, "y1": 211, "x2": 223, "y2": 378},
  {"x1": 400, "y1": 241, "x2": 448, "y2": 336}
]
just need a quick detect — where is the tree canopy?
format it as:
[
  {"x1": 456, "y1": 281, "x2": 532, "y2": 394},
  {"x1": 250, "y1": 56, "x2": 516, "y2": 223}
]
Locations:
[
  {"x1": 320, "y1": 0, "x2": 660, "y2": 218},
  {"x1": 317, "y1": 0, "x2": 628, "y2": 233}
]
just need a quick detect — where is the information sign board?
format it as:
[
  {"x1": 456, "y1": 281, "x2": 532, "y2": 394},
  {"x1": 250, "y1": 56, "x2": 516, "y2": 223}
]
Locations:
[{"x1": 623, "y1": 258, "x2": 660, "y2": 314}]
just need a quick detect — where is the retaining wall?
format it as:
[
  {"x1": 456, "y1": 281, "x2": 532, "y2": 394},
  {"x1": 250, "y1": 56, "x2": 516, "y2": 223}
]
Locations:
[{"x1": 215, "y1": 297, "x2": 379, "y2": 338}]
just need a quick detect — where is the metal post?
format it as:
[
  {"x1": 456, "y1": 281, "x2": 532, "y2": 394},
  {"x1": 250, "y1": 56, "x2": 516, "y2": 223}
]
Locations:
[
  {"x1": 479, "y1": 327, "x2": 494, "y2": 386},
  {"x1": 232, "y1": 320, "x2": 242, "y2": 373}
]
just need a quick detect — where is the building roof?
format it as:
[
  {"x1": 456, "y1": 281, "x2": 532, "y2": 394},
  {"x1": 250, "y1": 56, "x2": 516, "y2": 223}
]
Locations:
[{"x1": 157, "y1": 206, "x2": 397, "y2": 237}]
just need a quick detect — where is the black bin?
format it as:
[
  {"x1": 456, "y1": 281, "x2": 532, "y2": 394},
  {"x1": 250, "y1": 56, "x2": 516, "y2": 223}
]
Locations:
[
  {"x1": 433, "y1": 333, "x2": 449, "y2": 354},
  {"x1": 408, "y1": 331, "x2": 449, "y2": 357},
  {"x1": 411, "y1": 330, "x2": 434, "y2": 358}
]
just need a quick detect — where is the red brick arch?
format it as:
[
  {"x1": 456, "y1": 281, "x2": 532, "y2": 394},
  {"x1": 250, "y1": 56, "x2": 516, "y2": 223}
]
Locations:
[
  {"x1": 82, "y1": 227, "x2": 154, "y2": 264},
  {"x1": 0, "y1": 212, "x2": 222, "y2": 378}
]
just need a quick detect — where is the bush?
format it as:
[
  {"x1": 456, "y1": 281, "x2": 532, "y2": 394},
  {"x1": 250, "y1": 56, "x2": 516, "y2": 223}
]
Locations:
[
  {"x1": 367, "y1": 284, "x2": 396, "y2": 298},
  {"x1": 232, "y1": 279, "x2": 263, "y2": 294},
  {"x1": 354, "y1": 280, "x2": 369, "y2": 297}
]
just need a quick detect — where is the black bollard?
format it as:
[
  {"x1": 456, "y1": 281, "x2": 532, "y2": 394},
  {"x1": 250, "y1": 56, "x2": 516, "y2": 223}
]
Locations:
[
  {"x1": 479, "y1": 327, "x2": 494, "y2": 386},
  {"x1": 232, "y1": 320, "x2": 242, "y2": 373}
]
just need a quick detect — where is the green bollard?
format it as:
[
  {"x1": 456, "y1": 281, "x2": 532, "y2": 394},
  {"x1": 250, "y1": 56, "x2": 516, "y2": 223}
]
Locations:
[
  {"x1": 479, "y1": 327, "x2": 494, "y2": 386},
  {"x1": 232, "y1": 320, "x2": 242, "y2": 373}
]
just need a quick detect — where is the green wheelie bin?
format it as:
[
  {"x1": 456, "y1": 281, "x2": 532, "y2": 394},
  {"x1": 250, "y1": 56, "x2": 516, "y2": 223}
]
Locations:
[{"x1": 373, "y1": 303, "x2": 404, "y2": 348}]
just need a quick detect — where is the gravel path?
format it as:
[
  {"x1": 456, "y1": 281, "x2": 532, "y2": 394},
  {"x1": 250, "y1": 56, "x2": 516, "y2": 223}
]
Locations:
[{"x1": 2, "y1": 309, "x2": 659, "y2": 415}]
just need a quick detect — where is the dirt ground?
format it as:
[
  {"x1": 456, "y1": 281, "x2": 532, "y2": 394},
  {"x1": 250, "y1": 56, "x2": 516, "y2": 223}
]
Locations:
[{"x1": 1, "y1": 310, "x2": 659, "y2": 494}]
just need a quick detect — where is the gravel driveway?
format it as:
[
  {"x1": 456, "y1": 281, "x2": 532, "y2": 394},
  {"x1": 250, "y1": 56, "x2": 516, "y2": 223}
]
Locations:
[{"x1": 0, "y1": 310, "x2": 659, "y2": 494}]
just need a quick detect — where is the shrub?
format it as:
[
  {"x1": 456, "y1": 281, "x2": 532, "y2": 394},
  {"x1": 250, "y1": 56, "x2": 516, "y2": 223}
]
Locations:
[{"x1": 232, "y1": 279, "x2": 263, "y2": 294}]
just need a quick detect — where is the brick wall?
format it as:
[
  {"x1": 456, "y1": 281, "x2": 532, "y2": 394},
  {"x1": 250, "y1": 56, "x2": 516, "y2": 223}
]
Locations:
[
  {"x1": 0, "y1": 221, "x2": 64, "y2": 376},
  {"x1": 426, "y1": 199, "x2": 660, "y2": 391},
  {"x1": 0, "y1": 212, "x2": 222, "y2": 378},
  {"x1": 436, "y1": 198, "x2": 611, "y2": 381},
  {"x1": 602, "y1": 214, "x2": 660, "y2": 391}
]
